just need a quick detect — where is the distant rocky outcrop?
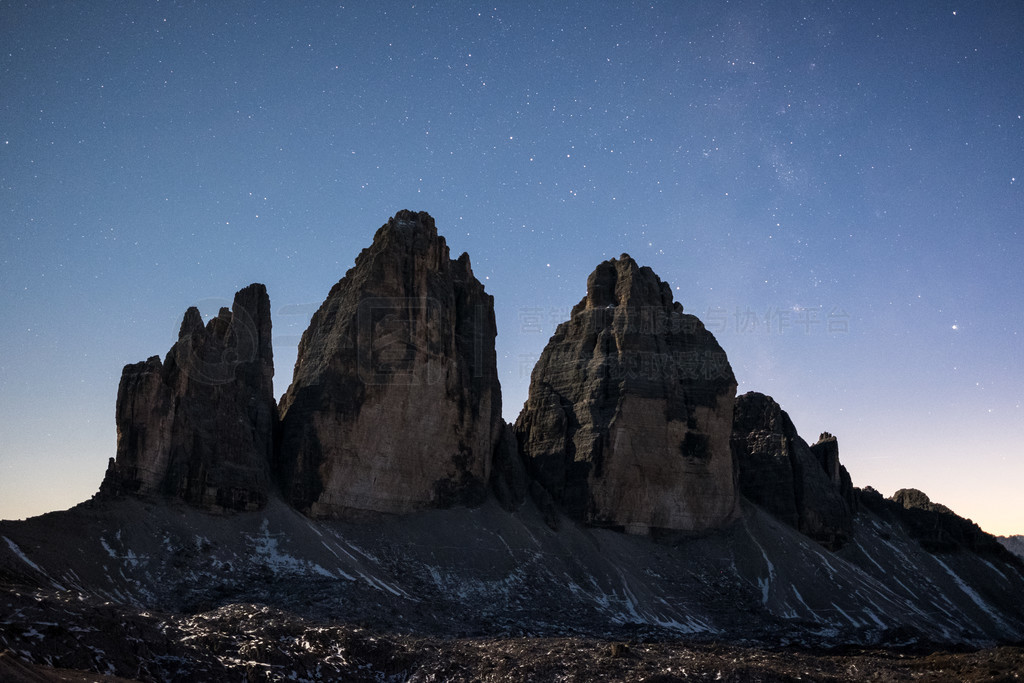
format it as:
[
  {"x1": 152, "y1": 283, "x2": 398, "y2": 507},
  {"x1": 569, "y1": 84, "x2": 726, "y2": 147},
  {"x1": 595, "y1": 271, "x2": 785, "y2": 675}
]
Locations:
[
  {"x1": 99, "y1": 283, "x2": 276, "y2": 511},
  {"x1": 999, "y1": 535, "x2": 1024, "y2": 561},
  {"x1": 731, "y1": 392, "x2": 853, "y2": 549},
  {"x1": 858, "y1": 487, "x2": 1012, "y2": 557},
  {"x1": 514, "y1": 254, "x2": 739, "y2": 534},
  {"x1": 276, "y1": 211, "x2": 503, "y2": 517},
  {"x1": 890, "y1": 487, "x2": 954, "y2": 515}
]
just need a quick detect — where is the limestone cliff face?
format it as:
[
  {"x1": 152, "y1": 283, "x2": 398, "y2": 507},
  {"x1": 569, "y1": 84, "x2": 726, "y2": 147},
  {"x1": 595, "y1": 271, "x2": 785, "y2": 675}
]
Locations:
[
  {"x1": 731, "y1": 392, "x2": 852, "y2": 549},
  {"x1": 514, "y1": 255, "x2": 739, "y2": 534},
  {"x1": 276, "y1": 210, "x2": 503, "y2": 517},
  {"x1": 100, "y1": 284, "x2": 276, "y2": 511}
]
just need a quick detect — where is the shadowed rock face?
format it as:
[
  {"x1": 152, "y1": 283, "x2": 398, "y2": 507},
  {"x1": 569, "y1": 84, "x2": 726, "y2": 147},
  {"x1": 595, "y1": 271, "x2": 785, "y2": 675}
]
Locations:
[
  {"x1": 731, "y1": 392, "x2": 852, "y2": 549},
  {"x1": 276, "y1": 210, "x2": 503, "y2": 517},
  {"x1": 100, "y1": 283, "x2": 276, "y2": 511},
  {"x1": 809, "y1": 431, "x2": 856, "y2": 513},
  {"x1": 514, "y1": 254, "x2": 739, "y2": 534}
]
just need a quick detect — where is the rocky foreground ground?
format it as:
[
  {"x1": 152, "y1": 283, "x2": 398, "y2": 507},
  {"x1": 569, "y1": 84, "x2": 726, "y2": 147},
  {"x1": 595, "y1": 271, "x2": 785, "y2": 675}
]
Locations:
[
  {"x1": 2, "y1": 496, "x2": 1023, "y2": 682},
  {"x1": 2, "y1": 623, "x2": 1023, "y2": 682}
]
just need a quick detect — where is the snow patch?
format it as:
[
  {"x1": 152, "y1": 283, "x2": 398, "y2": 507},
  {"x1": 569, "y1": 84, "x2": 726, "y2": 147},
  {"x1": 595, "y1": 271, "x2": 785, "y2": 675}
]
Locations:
[
  {"x1": 3, "y1": 536, "x2": 42, "y2": 572},
  {"x1": 317, "y1": 542, "x2": 356, "y2": 580},
  {"x1": 854, "y1": 538, "x2": 887, "y2": 574},
  {"x1": 979, "y1": 558, "x2": 1008, "y2": 584},
  {"x1": 2, "y1": 536, "x2": 65, "y2": 590},
  {"x1": 100, "y1": 537, "x2": 117, "y2": 559},
  {"x1": 862, "y1": 608, "x2": 887, "y2": 629},
  {"x1": 356, "y1": 571, "x2": 406, "y2": 597},
  {"x1": 830, "y1": 602, "x2": 861, "y2": 627},
  {"x1": 743, "y1": 522, "x2": 775, "y2": 606},
  {"x1": 249, "y1": 519, "x2": 333, "y2": 578},
  {"x1": 790, "y1": 584, "x2": 815, "y2": 617},
  {"x1": 931, "y1": 555, "x2": 1013, "y2": 632}
]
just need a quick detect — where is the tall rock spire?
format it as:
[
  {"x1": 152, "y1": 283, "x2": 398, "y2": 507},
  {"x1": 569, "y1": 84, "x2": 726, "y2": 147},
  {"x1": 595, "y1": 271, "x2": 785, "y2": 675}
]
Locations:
[
  {"x1": 276, "y1": 210, "x2": 503, "y2": 516},
  {"x1": 731, "y1": 392, "x2": 854, "y2": 549},
  {"x1": 514, "y1": 254, "x2": 739, "y2": 534},
  {"x1": 100, "y1": 283, "x2": 276, "y2": 511}
]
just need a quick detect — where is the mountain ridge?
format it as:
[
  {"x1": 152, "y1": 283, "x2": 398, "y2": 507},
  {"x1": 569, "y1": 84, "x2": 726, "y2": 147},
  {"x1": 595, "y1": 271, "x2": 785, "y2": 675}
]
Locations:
[{"x1": 2, "y1": 210, "x2": 1022, "y2": 680}]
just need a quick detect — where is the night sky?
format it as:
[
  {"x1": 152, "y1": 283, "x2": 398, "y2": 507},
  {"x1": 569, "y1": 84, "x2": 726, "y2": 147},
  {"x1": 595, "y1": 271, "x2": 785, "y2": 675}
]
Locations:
[{"x1": 2, "y1": 2, "x2": 1021, "y2": 535}]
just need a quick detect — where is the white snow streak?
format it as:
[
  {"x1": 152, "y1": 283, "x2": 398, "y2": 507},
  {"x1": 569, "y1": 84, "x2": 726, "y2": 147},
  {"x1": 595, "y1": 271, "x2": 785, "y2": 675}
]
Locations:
[
  {"x1": 744, "y1": 523, "x2": 775, "y2": 606},
  {"x1": 931, "y1": 555, "x2": 1012, "y2": 632},
  {"x1": 3, "y1": 536, "x2": 42, "y2": 572}
]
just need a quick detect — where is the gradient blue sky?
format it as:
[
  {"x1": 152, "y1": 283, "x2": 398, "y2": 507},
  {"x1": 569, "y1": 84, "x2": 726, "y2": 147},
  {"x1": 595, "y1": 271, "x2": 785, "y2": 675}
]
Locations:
[{"x1": 2, "y1": 1, "x2": 1021, "y2": 534}]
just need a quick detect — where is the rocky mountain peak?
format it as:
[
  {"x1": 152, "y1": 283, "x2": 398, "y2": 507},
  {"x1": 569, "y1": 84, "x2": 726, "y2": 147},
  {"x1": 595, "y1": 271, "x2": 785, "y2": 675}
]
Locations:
[
  {"x1": 579, "y1": 253, "x2": 676, "y2": 313},
  {"x1": 314, "y1": 210, "x2": 451, "y2": 311},
  {"x1": 891, "y1": 488, "x2": 954, "y2": 515},
  {"x1": 816, "y1": 431, "x2": 837, "y2": 444},
  {"x1": 99, "y1": 283, "x2": 277, "y2": 511},
  {"x1": 515, "y1": 256, "x2": 738, "y2": 534},
  {"x1": 178, "y1": 306, "x2": 204, "y2": 339},
  {"x1": 277, "y1": 210, "x2": 502, "y2": 517},
  {"x1": 365, "y1": 209, "x2": 447, "y2": 267}
]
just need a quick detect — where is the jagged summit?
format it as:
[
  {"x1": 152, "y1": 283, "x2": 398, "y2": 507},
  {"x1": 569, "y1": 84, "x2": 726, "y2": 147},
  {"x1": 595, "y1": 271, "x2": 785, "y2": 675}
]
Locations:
[
  {"x1": 515, "y1": 255, "x2": 738, "y2": 534},
  {"x1": 578, "y1": 253, "x2": 678, "y2": 312},
  {"x1": 99, "y1": 282, "x2": 276, "y2": 512}
]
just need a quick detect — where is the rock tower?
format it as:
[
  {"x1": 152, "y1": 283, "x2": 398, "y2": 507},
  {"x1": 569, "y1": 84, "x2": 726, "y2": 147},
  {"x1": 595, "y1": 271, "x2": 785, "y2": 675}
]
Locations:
[
  {"x1": 514, "y1": 254, "x2": 739, "y2": 534},
  {"x1": 276, "y1": 211, "x2": 503, "y2": 517}
]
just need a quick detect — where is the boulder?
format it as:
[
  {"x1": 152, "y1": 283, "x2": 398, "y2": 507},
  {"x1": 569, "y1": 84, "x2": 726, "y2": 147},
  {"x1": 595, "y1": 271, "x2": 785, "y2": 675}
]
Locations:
[
  {"x1": 514, "y1": 254, "x2": 739, "y2": 534},
  {"x1": 731, "y1": 392, "x2": 852, "y2": 549},
  {"x1": 276, "y1": 211, "x2": 503, "y2": 517},
  {"x1": 99, "y1": 283, "x2": 276, "y2": 511}
]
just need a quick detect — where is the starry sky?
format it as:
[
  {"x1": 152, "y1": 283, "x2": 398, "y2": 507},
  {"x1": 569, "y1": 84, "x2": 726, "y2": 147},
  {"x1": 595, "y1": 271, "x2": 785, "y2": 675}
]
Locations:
[{"x1": 2, "y1": 1, "x2": 1022, "y2": 534}]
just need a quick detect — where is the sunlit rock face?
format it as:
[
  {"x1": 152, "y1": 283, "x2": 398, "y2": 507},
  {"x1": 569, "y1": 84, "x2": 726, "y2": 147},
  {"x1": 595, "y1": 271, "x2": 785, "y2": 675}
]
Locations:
[
  {"x1": 276, "y1": 210, "x2": 503, "y2": 517},
  {"x1": 514, "y1": 254, "x2": 739, "y2": 534},
  {"x1": 731, "y1": 392, "x2": 853, "y2": 549},
  {"x1": 100, "y1": 283, "x2": 276, "y2": 511}
]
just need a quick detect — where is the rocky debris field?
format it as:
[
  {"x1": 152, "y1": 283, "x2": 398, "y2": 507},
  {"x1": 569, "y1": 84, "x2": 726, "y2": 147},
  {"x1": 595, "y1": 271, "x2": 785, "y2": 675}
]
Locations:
[
  {"x1": 1, "y1": 588, "x2": 1023, "y2": 682},
  {"x1": 2, "y1": 495, "x2": 1024, "y2": 682}
]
